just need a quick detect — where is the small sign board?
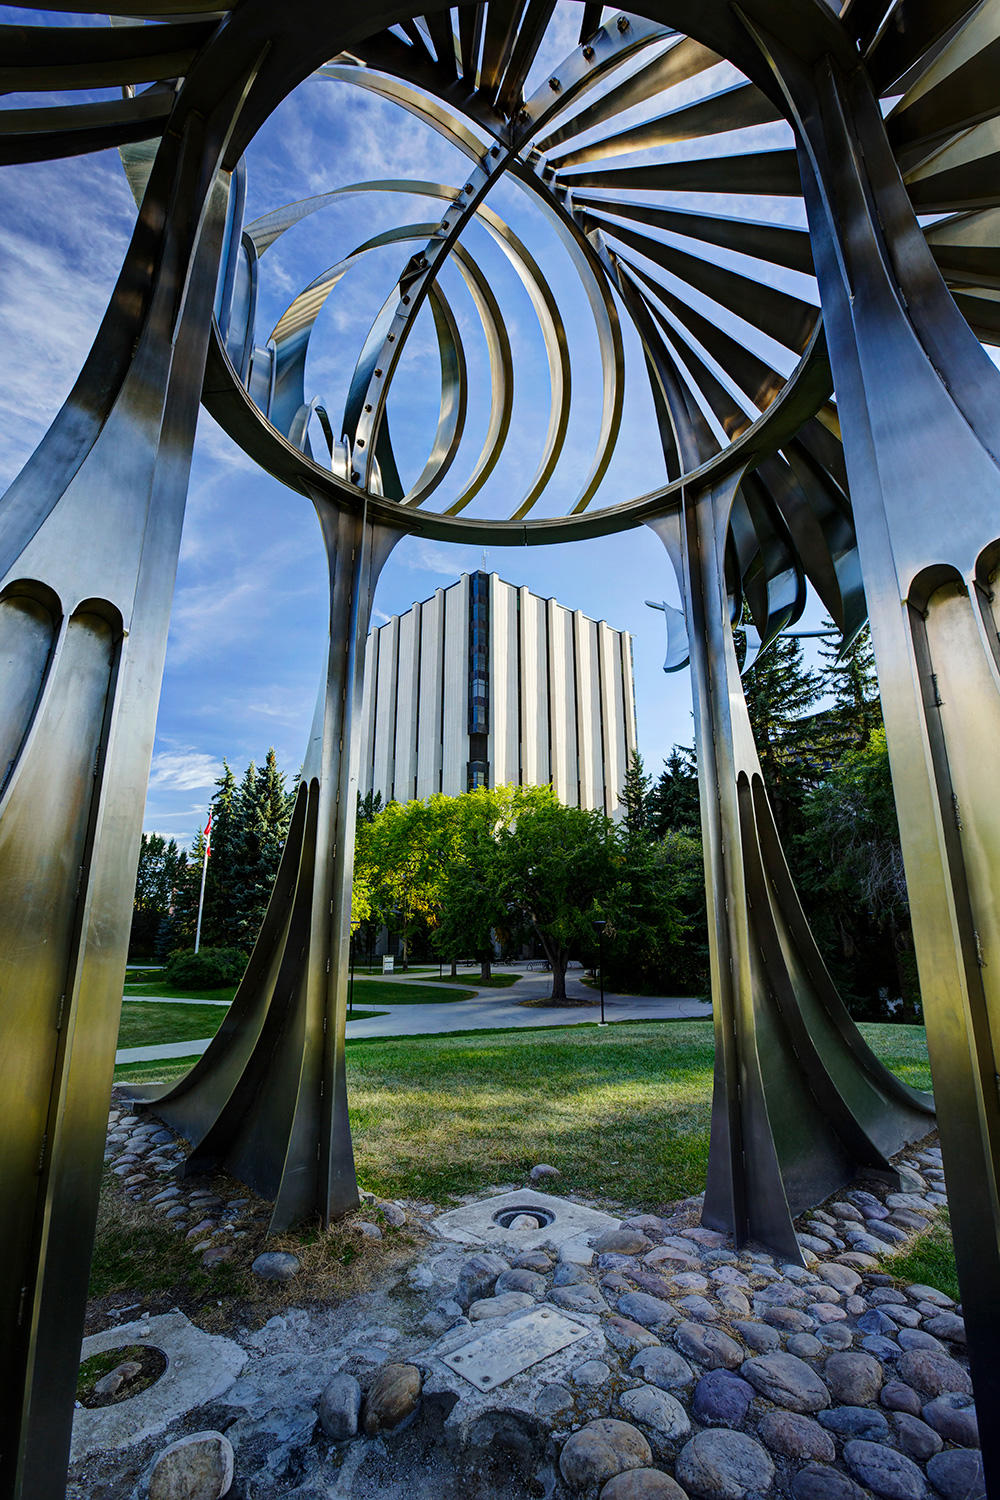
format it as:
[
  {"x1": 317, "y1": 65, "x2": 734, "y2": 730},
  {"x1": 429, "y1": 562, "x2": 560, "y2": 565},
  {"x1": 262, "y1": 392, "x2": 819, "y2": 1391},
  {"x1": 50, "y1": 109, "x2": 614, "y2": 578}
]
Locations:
[
  {"x1": 441, "y1": 1307, "x2": 588, "y2": 1392},
  {"x1": 382, "y1": 955, "x2": 395, "y2": 973}
]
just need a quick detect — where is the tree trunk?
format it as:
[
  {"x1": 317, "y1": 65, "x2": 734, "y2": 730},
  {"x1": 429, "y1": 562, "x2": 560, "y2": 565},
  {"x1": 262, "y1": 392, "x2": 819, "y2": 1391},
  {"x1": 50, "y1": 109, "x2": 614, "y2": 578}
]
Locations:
[
  {"x1": 450, "y1": 957, "x2": 458, "y2": 978},
  {"x1": 480, "y1": 950, "x2": 492, "y2": 983}
]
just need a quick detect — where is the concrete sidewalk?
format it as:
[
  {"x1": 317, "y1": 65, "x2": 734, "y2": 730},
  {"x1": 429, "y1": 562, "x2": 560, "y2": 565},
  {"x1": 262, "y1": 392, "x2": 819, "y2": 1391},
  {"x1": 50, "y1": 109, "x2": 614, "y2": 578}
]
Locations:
[{"x1": 114, "y1": 969, "x2": 709, "y2": 1065}]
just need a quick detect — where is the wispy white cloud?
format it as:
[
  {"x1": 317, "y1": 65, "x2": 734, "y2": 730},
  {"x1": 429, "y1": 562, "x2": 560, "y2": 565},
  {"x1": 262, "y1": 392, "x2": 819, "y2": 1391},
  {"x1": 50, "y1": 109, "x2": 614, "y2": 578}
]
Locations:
[{"x1": 148, "y1": 749, "x2": 222, "y2": 791}]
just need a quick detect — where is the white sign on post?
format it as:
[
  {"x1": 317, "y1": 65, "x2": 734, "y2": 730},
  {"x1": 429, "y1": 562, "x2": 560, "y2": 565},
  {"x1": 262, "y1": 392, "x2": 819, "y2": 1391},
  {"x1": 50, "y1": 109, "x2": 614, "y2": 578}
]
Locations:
[{"x1": 382, "y1": 955, "x2": 395, "y2": 974}]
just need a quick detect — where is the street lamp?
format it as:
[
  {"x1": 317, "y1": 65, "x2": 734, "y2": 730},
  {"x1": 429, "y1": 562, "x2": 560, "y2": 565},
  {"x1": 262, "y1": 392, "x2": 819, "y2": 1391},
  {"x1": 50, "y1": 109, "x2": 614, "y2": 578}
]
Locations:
[
  {"x1": 593, "y1": 918, "x2": 607, "y2": 1027},
  {"x1": 348, "y1": 929, "x2": 355, "y2": 1016}
]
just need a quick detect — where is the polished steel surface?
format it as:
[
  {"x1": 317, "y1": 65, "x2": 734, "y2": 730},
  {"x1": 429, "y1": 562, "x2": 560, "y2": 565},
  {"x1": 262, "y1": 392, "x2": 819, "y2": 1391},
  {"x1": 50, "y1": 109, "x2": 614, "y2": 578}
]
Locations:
[{"x1": 3, "y1": 1, "x2": 1000, "y2": 1494}]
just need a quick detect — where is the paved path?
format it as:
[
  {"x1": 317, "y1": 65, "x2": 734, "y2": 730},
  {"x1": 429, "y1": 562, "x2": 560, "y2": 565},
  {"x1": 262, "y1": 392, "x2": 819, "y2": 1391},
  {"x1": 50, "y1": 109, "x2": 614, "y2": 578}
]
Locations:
[{"x1": 115, "y1": 968, "x2": 710, "y2": 1064}]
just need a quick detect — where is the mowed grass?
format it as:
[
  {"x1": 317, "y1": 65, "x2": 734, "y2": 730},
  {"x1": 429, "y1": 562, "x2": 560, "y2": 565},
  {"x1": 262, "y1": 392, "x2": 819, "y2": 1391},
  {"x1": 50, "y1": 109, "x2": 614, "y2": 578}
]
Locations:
[
  {"x1": 123, "y1": 980, "x2": 237, "y2": 1003},
  {"x1": 112, "y1": 1018, "x2": 933, "y2": 1208},
  {"x1": 413, "y1": 972, "x2": 521, "y2": 988},
  {"x1": 352, "y1": 978, "x2": 475, "y2": 1004},
  {"x1": 884, "y1": 1211, "x2": 959, "y2": 1301},
  {"x1": 116, "y1": 1001, "x2": 229, "y2": 1049}
]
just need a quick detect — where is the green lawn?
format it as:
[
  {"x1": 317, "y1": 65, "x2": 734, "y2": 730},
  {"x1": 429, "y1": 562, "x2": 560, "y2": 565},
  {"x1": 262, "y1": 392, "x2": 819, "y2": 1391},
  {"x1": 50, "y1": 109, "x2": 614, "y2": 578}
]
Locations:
[
  {"x1": 117, "y1": 1002, "x2": 230, "y2": 1050},
  {"x1": 351, "y1": 978, "x2": 475, "y2": 1004},
  {"x1": 411, "y1": 971, "x2": 521, "y2": 988},
  {"x1": 884, "y1": 1211, "x2": 959, "y2": 1301},
  {"x1": 113, "y1": 1018, "x2": 932, "y2": 1207},
  {"x1": 124, "y1": 981, "x2": 237, "y2": 1003}
]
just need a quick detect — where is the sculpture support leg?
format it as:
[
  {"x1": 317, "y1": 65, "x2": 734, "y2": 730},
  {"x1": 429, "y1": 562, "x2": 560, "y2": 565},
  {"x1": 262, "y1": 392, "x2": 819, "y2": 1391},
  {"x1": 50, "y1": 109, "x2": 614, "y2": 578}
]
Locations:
[
  {"x1": 129, "y1": 502, "x2": 400, "y2": 1230},
  {"x1": 766, "y1": 40, "x2": 1000, "y2": 1484},
  {"x1": 647, "y1": 490, "x2": 932, "y2": 1260},
  {"x1": 0, "y1": 112, "x2": 243, "y2": 1500}
]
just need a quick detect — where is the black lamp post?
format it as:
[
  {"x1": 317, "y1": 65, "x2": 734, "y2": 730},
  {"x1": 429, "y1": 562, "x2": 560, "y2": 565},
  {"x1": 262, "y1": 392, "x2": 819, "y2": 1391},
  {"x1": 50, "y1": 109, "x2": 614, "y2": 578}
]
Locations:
[
  {"x1": 593, "y1": 918, "x2": 607, "y2": 1027},
  {"x1": 348, "y1": 929, "x2": 355, "y2": 1016}
]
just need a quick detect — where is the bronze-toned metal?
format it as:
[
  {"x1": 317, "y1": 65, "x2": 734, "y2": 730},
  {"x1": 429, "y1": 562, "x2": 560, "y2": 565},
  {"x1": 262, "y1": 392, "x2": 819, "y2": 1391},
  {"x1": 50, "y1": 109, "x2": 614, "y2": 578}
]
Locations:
[{"x1": 4, "y1": 1, "x2": 1000, "y2": 1494}]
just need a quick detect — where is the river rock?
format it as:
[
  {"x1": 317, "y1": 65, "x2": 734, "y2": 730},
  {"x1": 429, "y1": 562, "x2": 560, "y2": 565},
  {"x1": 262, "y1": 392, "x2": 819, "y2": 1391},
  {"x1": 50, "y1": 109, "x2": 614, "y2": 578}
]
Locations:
[
  {"x1": 881, "y1": 1381, "x2": 922, "y2": 1416},
  {"x1": 361, "y1": 1363, "x2": 422, "y2": 1436},
  {"x1": 824, "y1": 1351, "x2": 883, "y2": 1405},
  {"x1": 560, "y1": 1419, "x2": 653, "y2": 1492},
  {"x1": 898, "y1": 1329, "x2": 945, "y2": 1353},
  {"x1": 790, "y1": 1463, "x2": 869, "y2": 1500},
  {"x1": 514, "y1": 1249, "x2": 554, "y2": 1272},
  {"x1": 897, "y1": 1349, "x2": 972, "y2": 1399},
  {"x1": 530, "y1": 1163, "x2": 561, "y2": 1181},
  {"x1": 599, "y1": 1472, "x2": 688, "y2": 1500},
  {"x1": 892, "y1": 1413, "x2": 943, "y2": 1461},
  {"x1": 786, "y1": 1334, "x2": 823, "y2": 1359},
  {"x1": 554, "y1": 1262, "x2": 594, "y2": 1287},
  {"x1": 630, "y1": 1346, "x2": 695, "y2": 1391},
  {"x1": 595, "y1": 1229, "x2": 654, "y2": 1256},
  {"x1": 818, "y1": 1406, "x2": 889, "y2": 1440},
  {"x1": 819, "y1": 1263, "x2": 861, "y2": 1294},
  {"x1": 926, "y1": 1448, "x2": 986, "y2": 1500},
  {"x1": 605, "y1": 1317, "x2": 661, "y2": 1356},
  {"x1": 757, "y1": 1411, "x2": 834, "y2": 1462},
  {"x1": 618, "y1": 1292, "x2": 675, "y2": 1330},
  {"x1": 731, "y1": 1321, "x2": 779, "y2": 1353},
  {"x1": 251, "y1": 1251, "x2": 300, "y2": 1281},
  {"x1": 691, "y1": 1371, "x2": 753, "y2": 1427},
  {"x1": 456, "y1": 1252, "x2": 509, "y2": 1308},
  {"x1": 553, "y1": 1284, "x2": 608, "y2": 1314},
  {"x1": 618, "y1": 1385, "x2": 691, "y2": 1441},
  {"x1": 922, "y1": 1394, "x2": 979, "y2": 1447},
  {"x1": 924, "y1": 1314, "x2": 966, "y2": 1345},
  {"x1": 671, "y1": 1323, "x2": 741, "y2": 1371},
  {"x1": 148, "y1": 1432, "x2": 234, "y2": 1500},
  {"x1": 495, "y1": 1268, "x2": 548, "y2": 1298},
  {"x1": 843, "y1": 1439, "x2": 928, "y2": 1500},
  {"x1": 740, "y1": 1352, "x2": 831, "y2": 1413},
  {"x1": 675, "y1": 1429, "x2": 774, "y2": 1500},
  {"x1": 469, "y1": 1291, "x2": 535, "y2": 1320},
  {"x1": 318, "y1": 1372, "x2": 362, "y2": 1442}
]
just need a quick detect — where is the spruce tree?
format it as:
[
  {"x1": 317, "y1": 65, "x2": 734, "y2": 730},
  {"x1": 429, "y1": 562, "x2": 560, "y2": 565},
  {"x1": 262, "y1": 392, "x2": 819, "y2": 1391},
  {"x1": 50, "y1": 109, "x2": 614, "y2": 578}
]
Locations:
[
  {"x1": 620, "y1": 749, "x2": 652, "y2": 838},
  {"x1": 201, "y1": 760, "x2": 239, "y2": 946},
  {"x1": 818, "y1": 620, "x2": 882, "y2": 749},
  {"x1": 743, "y1": 633, "x2": 822, "y2": 833},
  {"x1": 648, "y1": 746, "x2": 700, "y2": 835}
]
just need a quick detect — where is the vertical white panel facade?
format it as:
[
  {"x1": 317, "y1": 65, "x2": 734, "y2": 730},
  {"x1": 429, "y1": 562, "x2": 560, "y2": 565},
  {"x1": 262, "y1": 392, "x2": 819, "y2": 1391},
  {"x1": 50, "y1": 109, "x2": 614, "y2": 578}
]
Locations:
[{"x1": 359, "y1": 572, "x2": 636, "y2": 816}]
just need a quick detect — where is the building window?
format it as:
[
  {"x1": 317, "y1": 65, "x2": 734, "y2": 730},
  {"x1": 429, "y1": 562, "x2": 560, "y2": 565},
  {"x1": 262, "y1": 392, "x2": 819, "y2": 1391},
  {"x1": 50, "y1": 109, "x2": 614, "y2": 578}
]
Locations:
[
  {"x1": 468, "y1": 571, "x2": 490, "y2": 735},
  {"x1": 467, "y1": 760, "x2": 489, "y2": 790}
]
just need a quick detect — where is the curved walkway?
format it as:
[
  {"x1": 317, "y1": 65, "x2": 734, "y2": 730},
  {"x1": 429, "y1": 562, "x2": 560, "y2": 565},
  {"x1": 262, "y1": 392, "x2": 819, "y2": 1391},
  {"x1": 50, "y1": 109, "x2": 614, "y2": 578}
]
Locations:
[{"x1": 114, "y1": 968, "x2": 709, "y2": 1064}]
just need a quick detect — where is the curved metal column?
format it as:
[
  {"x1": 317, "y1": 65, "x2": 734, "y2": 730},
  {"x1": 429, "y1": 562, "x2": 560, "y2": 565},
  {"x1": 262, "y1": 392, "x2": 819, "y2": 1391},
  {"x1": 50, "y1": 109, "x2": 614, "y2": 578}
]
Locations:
[
  {"x1": 758, "y1": 32, "x2": 1000, "y2": 1487},
  {"x1": 0, "y1": 103, "x2": 246, "y2": 1500},
  {"x1": 647, "y1": 490, "x2": 933, "y2": 1262},
  {"x1": 125, "y1": 504, "x2": 399, "y2": 1230}
]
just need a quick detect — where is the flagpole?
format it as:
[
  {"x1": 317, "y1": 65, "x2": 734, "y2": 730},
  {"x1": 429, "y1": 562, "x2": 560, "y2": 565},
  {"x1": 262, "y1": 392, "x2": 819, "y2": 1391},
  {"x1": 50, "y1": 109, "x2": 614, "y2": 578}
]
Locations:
[{"x1": 194, "y1": 812, "x2": 211, "y2": 953}]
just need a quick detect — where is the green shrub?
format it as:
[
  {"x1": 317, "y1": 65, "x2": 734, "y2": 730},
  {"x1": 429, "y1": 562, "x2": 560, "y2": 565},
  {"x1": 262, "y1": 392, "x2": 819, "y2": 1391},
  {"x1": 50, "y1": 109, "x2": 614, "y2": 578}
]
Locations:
[{"x1": 165, "y1": 946, "x2": 247, "y2": 989}]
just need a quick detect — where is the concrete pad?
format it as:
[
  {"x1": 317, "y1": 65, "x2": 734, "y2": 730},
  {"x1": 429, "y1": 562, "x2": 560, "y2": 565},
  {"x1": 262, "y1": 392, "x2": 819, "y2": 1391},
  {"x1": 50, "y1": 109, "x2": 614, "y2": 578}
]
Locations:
[
  {"x1": 432, "y1": 1188, "x2": 619, "y2": 1250},
  {"x1": 72, "y1": 1312, "x2": 246, "y2": 1461}
]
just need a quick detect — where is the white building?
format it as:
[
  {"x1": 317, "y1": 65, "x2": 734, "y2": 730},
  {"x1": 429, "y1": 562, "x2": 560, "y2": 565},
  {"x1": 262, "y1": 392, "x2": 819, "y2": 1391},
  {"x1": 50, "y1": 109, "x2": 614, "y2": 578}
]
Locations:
[{"x1": 358, "y1": 571, "x2": 638, "y2": 816}]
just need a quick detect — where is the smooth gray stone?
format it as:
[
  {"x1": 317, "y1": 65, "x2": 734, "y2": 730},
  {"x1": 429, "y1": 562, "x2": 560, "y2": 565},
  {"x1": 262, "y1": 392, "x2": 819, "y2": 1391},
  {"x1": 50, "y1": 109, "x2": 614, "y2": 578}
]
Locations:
[
  {"x1": 740, "y1": 1353, "x2": 831, "y2": 1413},
  {"x1": 455, "y1": 1252, "x2": 509, "y2": 1309},
  {"x1": 898, "y1": 1329, "x2": 945, "y2": 1354},
  {"x1": 887, "y1": 1306, "x2": 924, "y2": 1330},
  {"x1": 618, "y1": 1292, "x2": 675, "y2": 1330},
  {"x1": 816, "y1": 1324, "x2": 854, "y2": 1351},
  {"x1": 318, "y1": 1373, "x2": 362, "y2": 1442},
  {"x1": 674, "y1": 1294, "x2": 718, "y2": 1322},
  {"x1": 468, "y1": 1291, "x2": 534, "y2": 1320},
  {"x1": 251, "y1": 1252, "x2": 300, "y2": 1281},
  {"x1": 536, "y1": 1382, "x2": 573, "y2": 1418},
  {"x1": 600, "y1": 1471, "x2": 687, "y2": 1500},
  {"x1": 630, "y1": 1346, "x2": 695, "y2": 1392},
  {"x1": 863, "y1": 1336, "x2": 901, "y2": 1360},
  {"x1": 824, "y1": 1351, "x2": 883, "y2": 1406},
  {"x1": 926, "y1": 1448, "x2": 986, "y2": 1500},
  {"x1": 618, "y1": 1384, "x2": 691, "y2": 1440},
  {"x1": 675, "y1": 1429, "x2": 773, "y2": 1500},
  {"x1": 790, "y1": 1463, "x2": 869, "y2": 1500},
  {"x1": 559, "y1": 1418, "x2": 652, "y2": 1491},
  {"x1": 674, "y1": 1322, "x2": 744, "y2": 1372},
  {"x1": 897, "y1": 1349, "x2": 972, "y2": 1400},
  {"x1": 924, "y1": 1313, "x2": 966, "y2": 1346},
  {"x1": 818, "y1": 1405, "x2": 889, "y2": 1440},
  {"x1": 922, "y1": 1394, "x2": 979, "y2": 1448},
  {"x1": 870, "y1": 1288, "x2": 909, "y2": 1306},
  {"x1": 906, "y1": 1284, "x2": 954, "y2": 1309},
  {"x1": 758, "y1": 1410, "x2": 834, "y2": 1461},
  {"x1": 552, "y1": 1261, "x2": 592, "y2": 1287},
  {"x1": 573, "y1": 1359, "x2": 611, "y2": 1388},
  {"x1": 731, "y1": 1320, "x2": 779, "y2": 1353},
  {"x1": 148, "y1": 1432, "x2": 233, "y2": 1500},
  {"x1": 859, "y1": 1309, "x2": 898, "y2": 1336},
  {"x1": 843, "y1": 1439, "x2": 927, "y2": 1500},
  {"x1": 881, "y1": 1380, "x2": 922, "y2": 1415},
  {"x1": 604, "y1": 1316, "x2": 661, "y2": 1356},
  {"x1": 494, "y1": 1267, "x2": 547, "y2": 1298},
  {"x1": 892, "y1": 1413, "x2": 943, "y2": 1461},
  {"x1": 593, "y1": 1228, "x2": 653, "y2": 1255},
  {"x1": 787, "y1": 1334, "x2": 823, "y2": 1359},
  {"x1": 551, "y1": 1283, "x2": 607, "y2": 1314},
  {"x1": 691, "y1": 1370, "x2": 753, "y2": 1428}
]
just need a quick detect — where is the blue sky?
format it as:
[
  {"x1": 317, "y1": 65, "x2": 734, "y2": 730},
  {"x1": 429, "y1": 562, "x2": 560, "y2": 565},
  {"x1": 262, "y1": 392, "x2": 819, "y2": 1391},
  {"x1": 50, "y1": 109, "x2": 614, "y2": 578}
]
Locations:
[{"x1": 4, "y1": 6, "x2": 989, "y2": 849}]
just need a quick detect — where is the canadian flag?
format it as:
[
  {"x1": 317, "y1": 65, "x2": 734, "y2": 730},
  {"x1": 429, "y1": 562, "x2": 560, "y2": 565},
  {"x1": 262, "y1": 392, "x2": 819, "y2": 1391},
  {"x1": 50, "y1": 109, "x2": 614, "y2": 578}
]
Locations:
[{"x1": 204, "y1": 811, "x2": 212, "y2": 859}]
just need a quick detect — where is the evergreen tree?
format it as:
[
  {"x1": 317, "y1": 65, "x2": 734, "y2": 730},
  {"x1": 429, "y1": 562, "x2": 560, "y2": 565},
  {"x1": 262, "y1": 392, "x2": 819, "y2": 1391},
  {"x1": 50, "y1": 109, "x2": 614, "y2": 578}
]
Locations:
[
  {"x1": 818, "y1": 620, "x2": 882, "y2": 749},
  {"x1": 200, "y1": 761, "x2": 239, "y2": 946},
  {"x1": 129, "y1": 833, "x2": 186, "y2": 958},
  {"x1": 648, "y1": 746, "x2": 700, "y2": 835},
  {"x1": 620, "y1": 749, "x2": 652, "y2": 838},
  {"x1": 743, "y1": 633, "x2": 822, "y2": 832}
]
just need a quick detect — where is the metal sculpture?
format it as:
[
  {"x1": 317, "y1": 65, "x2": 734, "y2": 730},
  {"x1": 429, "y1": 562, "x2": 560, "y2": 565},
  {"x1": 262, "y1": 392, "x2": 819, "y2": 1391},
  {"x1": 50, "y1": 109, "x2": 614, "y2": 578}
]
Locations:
[{"x1": 1, "y1": 2, "x2": 998, "y2": 1495}]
